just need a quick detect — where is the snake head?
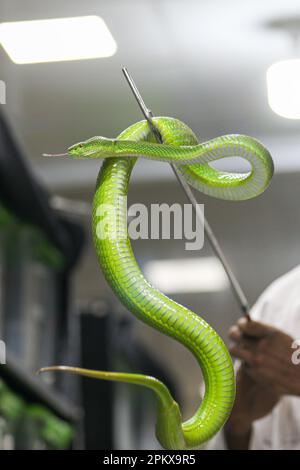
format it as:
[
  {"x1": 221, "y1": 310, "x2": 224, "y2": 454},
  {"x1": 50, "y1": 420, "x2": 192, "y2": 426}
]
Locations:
[{"x1": 68, "y1": 136, "x2": 116, "y2": 159}]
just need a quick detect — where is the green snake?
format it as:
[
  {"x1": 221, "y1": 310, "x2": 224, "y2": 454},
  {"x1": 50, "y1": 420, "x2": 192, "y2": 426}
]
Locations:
[{"x1": 41, "y1": 117, "x2": 274, "y2": 449}]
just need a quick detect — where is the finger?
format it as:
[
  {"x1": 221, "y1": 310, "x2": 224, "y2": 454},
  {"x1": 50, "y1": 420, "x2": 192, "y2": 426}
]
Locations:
[
  {"x1": 229, "y1": 344, "x2": 255, "y2": 365},
  {"x1": 228, "y1": 325, "x2": 242, "y2": 341},
  {"x1": 229, "y1": 325, "x2": 261, "y2": 352},
  {"x1": 247, "y1": 354, "x2": 298, "y2": 394},
  {"x1": 238, "y1": 337, "x2": 260, "y2": 352},
  {"x1": 237, "y1": 317, "x2": 276, "y2": 339},
  {"x1": 245, "y1": 360, "x2": 282, "y2": 389}
]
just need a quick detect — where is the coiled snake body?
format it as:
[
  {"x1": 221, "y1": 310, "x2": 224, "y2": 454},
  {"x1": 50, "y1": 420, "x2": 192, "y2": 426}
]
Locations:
[{"x1": 42, "y1": 117, "x2": 273, "y2": 449}]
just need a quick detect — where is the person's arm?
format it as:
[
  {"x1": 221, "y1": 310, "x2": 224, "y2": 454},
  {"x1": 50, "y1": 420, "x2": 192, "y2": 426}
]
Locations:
[
  {"x1": 224, "y1": 362, "x2": 279, "y2": 449},
  {"x1": 224, "y1": 422, "x2": 252, "y2": 450},
  {"x1": 224, "y1": 318, "x2": 300, "y2": 449}
]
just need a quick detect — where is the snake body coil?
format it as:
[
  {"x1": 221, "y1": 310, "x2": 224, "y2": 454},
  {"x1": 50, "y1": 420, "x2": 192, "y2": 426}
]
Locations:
[{"x1": 42, "y1": 117, "x2": 274, "y2": 449}]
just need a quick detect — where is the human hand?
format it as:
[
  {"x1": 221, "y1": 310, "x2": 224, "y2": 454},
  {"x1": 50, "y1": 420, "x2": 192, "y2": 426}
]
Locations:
[{"x1": 229, "y1": 318, "x2": 300, "y2": 397}]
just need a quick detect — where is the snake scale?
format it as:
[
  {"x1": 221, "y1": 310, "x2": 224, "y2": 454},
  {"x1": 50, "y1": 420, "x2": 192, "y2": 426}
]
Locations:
[{"x1": 41, "y1": 117, "x2": 274, "y2": 449}]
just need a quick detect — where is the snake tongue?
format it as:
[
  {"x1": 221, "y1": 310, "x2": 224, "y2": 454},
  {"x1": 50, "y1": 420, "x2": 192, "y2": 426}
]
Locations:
[{"x1": 42, "y1": 152, "x2": 69, "y2": 157}]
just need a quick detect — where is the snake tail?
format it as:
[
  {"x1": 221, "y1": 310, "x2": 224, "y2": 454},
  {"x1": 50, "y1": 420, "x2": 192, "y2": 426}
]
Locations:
[{"x1": 38, "y1": 366, "x2": 185, "y2": 448}]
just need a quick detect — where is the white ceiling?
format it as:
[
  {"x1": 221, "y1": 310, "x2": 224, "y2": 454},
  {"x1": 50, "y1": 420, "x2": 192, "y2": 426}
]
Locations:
[{"x1": 1, "y1": 0, "x2": 300, "y2": 189}]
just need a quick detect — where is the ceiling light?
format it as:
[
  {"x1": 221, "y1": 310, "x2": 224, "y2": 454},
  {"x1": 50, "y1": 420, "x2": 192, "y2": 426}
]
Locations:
[
  {"x1": 265, "y1": 17, "x2": 300, "y2": 119},
  {"x1": 267, "y1": 59, "x2": 300, "y2": 119},
  {"x1": 144, "y1": 257, "x2": 229, "y2": 294},
  {"x1": 0, "y1": 16, "x2": 117, "y2": 64}
]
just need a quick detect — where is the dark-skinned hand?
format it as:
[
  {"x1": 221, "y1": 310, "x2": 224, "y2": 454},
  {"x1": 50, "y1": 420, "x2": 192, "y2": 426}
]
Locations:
[
  {"x1": 225, "y1": 317, "x2": 300, "y2": 445},
  {"x1": 229, "y1": 318, "x2": 300, "y2": 396}
]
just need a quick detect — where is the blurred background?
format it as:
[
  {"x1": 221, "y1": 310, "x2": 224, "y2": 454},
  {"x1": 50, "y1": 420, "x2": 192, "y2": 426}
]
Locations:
[{"x1": 0, "y1": 0, "x2": 300, "y2": 450}]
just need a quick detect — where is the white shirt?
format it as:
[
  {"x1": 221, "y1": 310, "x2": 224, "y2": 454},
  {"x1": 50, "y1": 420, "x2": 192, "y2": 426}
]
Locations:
[{"x1": 207, "y1": 265, "x2": 300, "y2": 450}]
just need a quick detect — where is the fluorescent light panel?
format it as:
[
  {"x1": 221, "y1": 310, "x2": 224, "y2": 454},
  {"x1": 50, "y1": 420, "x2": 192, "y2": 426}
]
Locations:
[
  {"x1": 267, "y1": 59, "x2": 300, "y2": 119},
  {"x1": 144, "y1": 257, "x2": 229, "y2": 294},
  {"x1": 0, "y1": 16, "x2": 117, "y2": 64}
]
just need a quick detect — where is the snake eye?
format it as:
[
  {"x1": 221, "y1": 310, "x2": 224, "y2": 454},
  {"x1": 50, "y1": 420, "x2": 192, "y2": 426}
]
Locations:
[{"x1": 68, "y1": 141, "x2": 85, "y2": 154}]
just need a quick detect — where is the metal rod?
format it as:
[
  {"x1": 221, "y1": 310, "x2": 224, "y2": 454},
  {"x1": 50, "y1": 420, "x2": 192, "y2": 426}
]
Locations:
[{"x1": 122, "y1": 67, "x2": 250, "y2": 317}]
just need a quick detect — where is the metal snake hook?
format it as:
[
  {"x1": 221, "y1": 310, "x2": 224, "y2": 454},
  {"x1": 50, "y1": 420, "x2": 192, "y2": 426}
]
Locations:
[{"x1": 122, "y1": 67, "x2": 251, "y2": 319}]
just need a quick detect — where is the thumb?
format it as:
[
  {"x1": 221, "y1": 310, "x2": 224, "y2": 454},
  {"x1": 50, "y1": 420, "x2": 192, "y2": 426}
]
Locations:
[{"x1": 237, "y1": 317, "x2": 276, "y2": 339}]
